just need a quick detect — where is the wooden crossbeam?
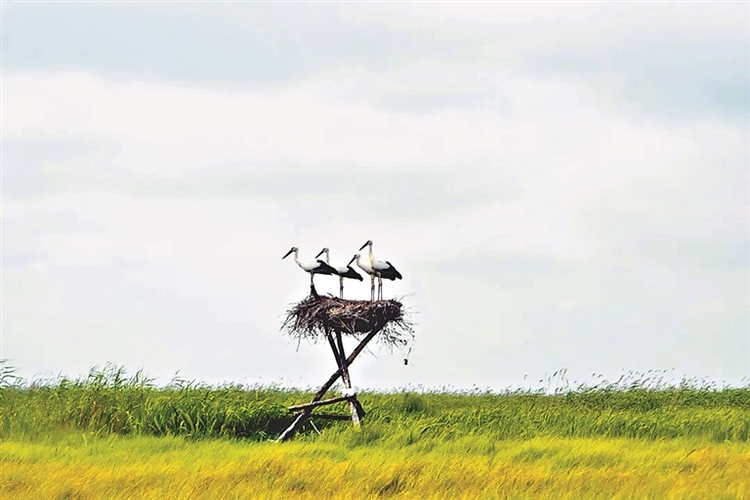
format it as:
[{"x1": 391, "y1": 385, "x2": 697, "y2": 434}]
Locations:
[{"x1": 288, "y1": 395, "x2": 352, "y2": 413}]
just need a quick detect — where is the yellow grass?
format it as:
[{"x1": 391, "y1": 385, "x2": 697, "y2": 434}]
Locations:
[{"x1": 2, "y1": 433, "x2": 748, "y2": 499}]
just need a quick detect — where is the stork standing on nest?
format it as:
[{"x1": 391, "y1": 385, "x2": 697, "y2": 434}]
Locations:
[
  {"x1": 357, "y1": 240, "x2": 402, "y2": 300},
  {"x1": 315, "y1": 248, "x2": 363, "y2": 299},
  {"x1": 282, "y1": 247, "x2": 338, "y2": 294}
]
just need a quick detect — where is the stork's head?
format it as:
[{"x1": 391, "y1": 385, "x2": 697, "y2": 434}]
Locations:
[
  {"x1": 315, "y1": 247, "x2": 329, "y2": 259},
  {"x1": 359, "y1": 240, "x2": 373, "y2": 251},
  {"x1": 282, "y1": 247, "x2": 298, "y2": 259}
]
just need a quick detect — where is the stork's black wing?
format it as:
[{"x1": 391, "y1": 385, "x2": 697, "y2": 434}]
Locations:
[
  {"x1": 315, "y1": 260, "x2": 338, "y2": 275},
  {"x1": 340, "y1": 266, "x2": 364, "y2": 281},
  {"x1": 380, "y1": 261, "x2": 402, "y2": 280}
]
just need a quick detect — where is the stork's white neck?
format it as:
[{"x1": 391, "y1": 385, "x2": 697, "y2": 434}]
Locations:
[
  {"x1": 320, "y1": 249, "x2": 330, "y2": 263},
  {"x1": 356, "y1": 253, "x2": 371, "y2": 271}
]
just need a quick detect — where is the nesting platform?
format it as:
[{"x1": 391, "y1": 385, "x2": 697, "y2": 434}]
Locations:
[{"x1": 278, "y1": 292, "x2": 413, "y2": 441}]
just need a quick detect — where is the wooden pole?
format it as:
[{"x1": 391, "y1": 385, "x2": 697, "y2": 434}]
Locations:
[
  {"x1": 323, "y1": 326, "x2": 361, "y2": 427},
  {"x1": 323, "y1": 328, "x2": 342, "y2": 370},
  {"x1": 324, "y1": 326, "x2": 361, "y2": 429},
  {"x1": 335, "y1": 330, "x2": 362, "y2": 426}
]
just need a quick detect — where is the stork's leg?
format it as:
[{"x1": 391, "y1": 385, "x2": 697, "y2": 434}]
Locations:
[
  {"x1": 339, "y1": 277, "x2": 344, "y2": 299},
  {"x1": 370, "y1": 275, "x2": 375, "y2": 301},
  {"x1": 378, "y1": 277, "x2": 383, "y2": 300}
]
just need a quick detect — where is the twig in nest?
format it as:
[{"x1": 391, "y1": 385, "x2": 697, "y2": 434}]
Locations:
[{"x1": 281, "y1": 295, "x2": 414, "y2": 349}]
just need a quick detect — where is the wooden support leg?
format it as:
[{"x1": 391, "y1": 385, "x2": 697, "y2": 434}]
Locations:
[
  {"x1": 323, "y1": 328, "x2": 361, "y2": 428},
  {"x1": 313, "y1": 323, "x2": 383, "y2": 401},
  {"x1": 335, "y1": 331, "x2": 362, "y2": 427},
  {"x1": 277, "y1": 412, "x2": 308, "y2": 442},
  {"x1": 323, "y1": 328, "x2": 341, "y2": 366},
  {"x1": 278, "y1": 323, "x2": 386, "y2": 441}
]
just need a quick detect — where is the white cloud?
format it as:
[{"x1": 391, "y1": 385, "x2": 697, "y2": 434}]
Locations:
[
  {"x1": 3, "y1": 1, "x2": 748, "y2": 387},
  {"x1": 4, "y1": 69, "x2": 710, "y2": 183}
]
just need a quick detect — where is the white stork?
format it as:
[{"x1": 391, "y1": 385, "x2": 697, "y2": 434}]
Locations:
[
  {"x1": 315, "y1": 247, "x2": 363, "y2": 299},
  {"x1": 282, "y1": 247, "x2": 338, "y2": 292},
  {"x1": 357, "y1": 240, "x2": 402, "y2": 300}
]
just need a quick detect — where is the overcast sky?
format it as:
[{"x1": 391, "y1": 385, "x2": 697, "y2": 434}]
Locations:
[{"x1": 2, "y1": 2, "x2": 748, "y2": 390}]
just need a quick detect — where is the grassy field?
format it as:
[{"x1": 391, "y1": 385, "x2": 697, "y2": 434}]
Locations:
[
  {"x1": 3, "y1": 433, "x2": 749, "y2": 499},
  {"x1": 1, "y1": 365, "x2": 749, "y2": 498}
]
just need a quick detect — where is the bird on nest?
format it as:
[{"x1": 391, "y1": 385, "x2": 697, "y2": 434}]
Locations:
[
  {"x1": 282, "y1": 246, "x2": 338, "y2": 296},
  {"x1": 315, "y1": 247, "x2": 363, "y2": 299},
  {"x1": 355, "y1": 240, "x2": 402, "y2": 301}
]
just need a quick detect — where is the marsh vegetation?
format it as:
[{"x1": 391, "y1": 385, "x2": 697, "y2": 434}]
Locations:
[{"x1": 1, "y1": 363, "x2": 748, "y2": 498}]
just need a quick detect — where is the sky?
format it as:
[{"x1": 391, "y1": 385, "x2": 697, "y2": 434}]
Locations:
[{"x1": 2, "y1": 2, "x2": 748, "y2": 390}]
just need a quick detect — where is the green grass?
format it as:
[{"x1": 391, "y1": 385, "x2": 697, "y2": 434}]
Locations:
[
  {"x1": 1, "y1": 363, "x2": 748, "y2": 444},
  {"x1": 1, "y1": 363, "x2": 749, "y2": 498},
  {"x1": 2, "y1": 432, "x2": 749, "y2": 499}
]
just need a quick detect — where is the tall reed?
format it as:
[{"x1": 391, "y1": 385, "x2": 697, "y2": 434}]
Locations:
[{"x1": 1, "y1": 362, "x2": 748, "y2": 443}]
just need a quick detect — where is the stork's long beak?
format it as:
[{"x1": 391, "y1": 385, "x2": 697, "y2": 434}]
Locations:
[
  {"x1": 315, "y1": 248, "x2": 325, "y2": 258},
  {"x1": 348, "y1": 255, "x2": 357, "y2": 266},
  {"x1": 282, "y1": 248, "x2": 294, "y2": 259},
  {"x1": 359, "y1": 241, "x2": 369, "y2": 251}
]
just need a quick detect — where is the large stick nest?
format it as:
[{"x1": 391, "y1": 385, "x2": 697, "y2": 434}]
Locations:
[{"x1": 282, "y1": 295, "x2": 414, "y2": 348}]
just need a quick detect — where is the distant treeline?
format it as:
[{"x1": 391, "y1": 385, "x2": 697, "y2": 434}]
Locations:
[{"x1": 1, "y1": 364, "x2": 748, "y2": 443}]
